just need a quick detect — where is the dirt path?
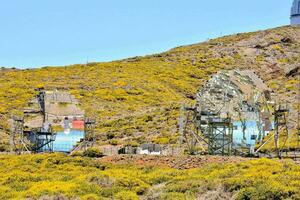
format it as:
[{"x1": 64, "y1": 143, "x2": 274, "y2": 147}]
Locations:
[{"x1": 99, "y1": 155, "x2": 251, "y2": 169}]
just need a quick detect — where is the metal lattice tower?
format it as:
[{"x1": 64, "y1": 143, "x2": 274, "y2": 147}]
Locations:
[
  {"x1": 254, "y1": 101, "x2": 290, "y2": 159},
  {"x1": 274, "y1": 105, "x2": 289, "y2": 158},
  {"x1": 180, "y1": 104, "x2": 236, "y2": 156},
  {"x1": 31, "y1": 128, "x2": 56, "y2": 153},
  {"x1": 179, "y1": 105, "x2": 205, "y2": 154},
  {"x1": 206, "y1": 117, "x2": 234, "y2": 156},
  {"x1": 83, "y1": 118, "x2": 96, "y2": 149},
  {"x1": 10, "y1": 116, "x2": 29, "y2": 154},
  {"x1": 11, "y1": 117, "x2": 56, "y2": 153}
]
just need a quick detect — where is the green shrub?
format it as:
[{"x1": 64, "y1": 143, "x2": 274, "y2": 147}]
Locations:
[
  {"x1": 114, "y1": 191, "x2": 139, "y2": 200},
  {"x1": 0, "y1": 154, "x2": 300, "y2": 199},
  {"x1": 109, "y1": 139, "x2": 119, "y2": 146},
  {"x1": 0, "y1": 144, "x2": 7, "y2": 152},
  {"x1": 107, "y1": 132, "x2": 115, "y2": 139},
  {"x1": 81, "y1": 194, "x2": 102, "y2": 200},
  {"x1": 161, "y1": 192, "x2": 186, "y2": 200},
  {"x1": 70, "y1": 151, "x2": 84, "y2": 157},
  {"x1": 83, "y1": 148, "x2": 103, "y2": 158}
]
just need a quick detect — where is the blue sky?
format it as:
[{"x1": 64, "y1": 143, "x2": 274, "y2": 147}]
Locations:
[{"x1": 0, "y1": 0, "x2": 293, "y2": 68}]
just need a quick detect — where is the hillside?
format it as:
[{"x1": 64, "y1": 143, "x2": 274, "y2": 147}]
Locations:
[{"x1": 1, "y1": 26, "x2": 300, "y2": 150}]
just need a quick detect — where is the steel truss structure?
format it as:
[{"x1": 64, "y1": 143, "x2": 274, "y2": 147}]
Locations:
[
  {"x1": 11, "y1": 116, "x2": 56, "y2": 153},
  {"x1": 180, "y1": 104, "x2": 237, "y2": 156},
  {"x1": 179, "y1": 70, "x2": 296, "y2": 158},
  {"x1": 70, "y1": 118, "x2": 96, "y2": 153},
  {"x1": 254, "y1": 104, "x2": 290, "y2": 158},
  {"x1": 206, "y1": 118, "x2": 234, "y2": 155}
]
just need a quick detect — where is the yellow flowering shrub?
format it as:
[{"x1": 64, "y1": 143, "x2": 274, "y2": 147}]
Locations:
[{"x1": 0, "y1": 154, "x2": 299, "y2": 199}]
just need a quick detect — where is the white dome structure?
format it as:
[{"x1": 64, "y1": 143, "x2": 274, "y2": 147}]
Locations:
[{"x1": 291, "y1": 0, "x2": 300, "y2": 25}]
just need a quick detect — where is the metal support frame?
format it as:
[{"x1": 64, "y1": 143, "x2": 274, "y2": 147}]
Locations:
[
  {"x1": 180, "y1": 104, "x2": 236, "y2": 156},
  {"x1": 83, "y1": 118, "x2": 96, "y2": 150},
  {"x1": 274, "y1": 106, "x2": 289, "y2": 158},
  {"x1": 254, "y1": 104, "x2": 289, "y2": 158},
  {"x1": 179, "y1": 105, "x2": 208, "y2": 154},
  {"x1": 70, "y1": 118, "x2": 96, "y2": 153},
  {"x1": 10, "y1": 89, "x2": 90, "y2": 154},
  {"x1": 10, "y1": 117, "x2": 31, "y2": 154},
  {"x1": 206, "y1": 119, "x2": 234, "y2": 156},
  {"x1": 11, "y1": 120, "x2": 56, "y2": 153},
  {"x1": 10, "y1": 90, "x2": 56, "y2": 154},
  {"x1": 31, "y1": 130, "x2": 56, "y2": 153}
]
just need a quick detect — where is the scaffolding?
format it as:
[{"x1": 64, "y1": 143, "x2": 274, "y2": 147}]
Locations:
[
  {"x1": 10, "y1": 117, "x2": 26, "y2": 154},
  {"x1": 180, "y1": 104, "x2": 236, "y2": 156},
  {"x1": 179, "y1": 106, "x2": 203, "y2": 154},
  {"x1": 10, "y1": 116, "x2": 56, "y2": 153},
  {"x1": 70, "y1": 118, "x2": 96, "y2": 152},
  {"x1": 274, "y1": 105, "x2": 289, "y2": 158},
  {"x1": 10, "y1": 89, "x2": 87, "y2": 154},
  {"x1": 84, "y1": 118, "x2": 96, "y2": 147},
  {"x1": 254, "y1": 103, "x2": 290, "y2": 158},
  {"x1": 30, "y1": 129, "x2": 56, "y2": 153},
  {"x1": 206, "y1": 118, "x2": 234, "y2": 156}
]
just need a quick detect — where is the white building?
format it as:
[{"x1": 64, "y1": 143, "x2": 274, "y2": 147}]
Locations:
[{"x1": 291, "y1": 0, "x2": 300, "y2": 25}]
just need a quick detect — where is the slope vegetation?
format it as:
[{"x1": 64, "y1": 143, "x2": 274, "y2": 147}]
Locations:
[
  {"x1": 0, "y1": 26, "x2": 300, "y2": 150},
  {"x1": 0, "y1": 153, "x2": 299, "y2": 199}
]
